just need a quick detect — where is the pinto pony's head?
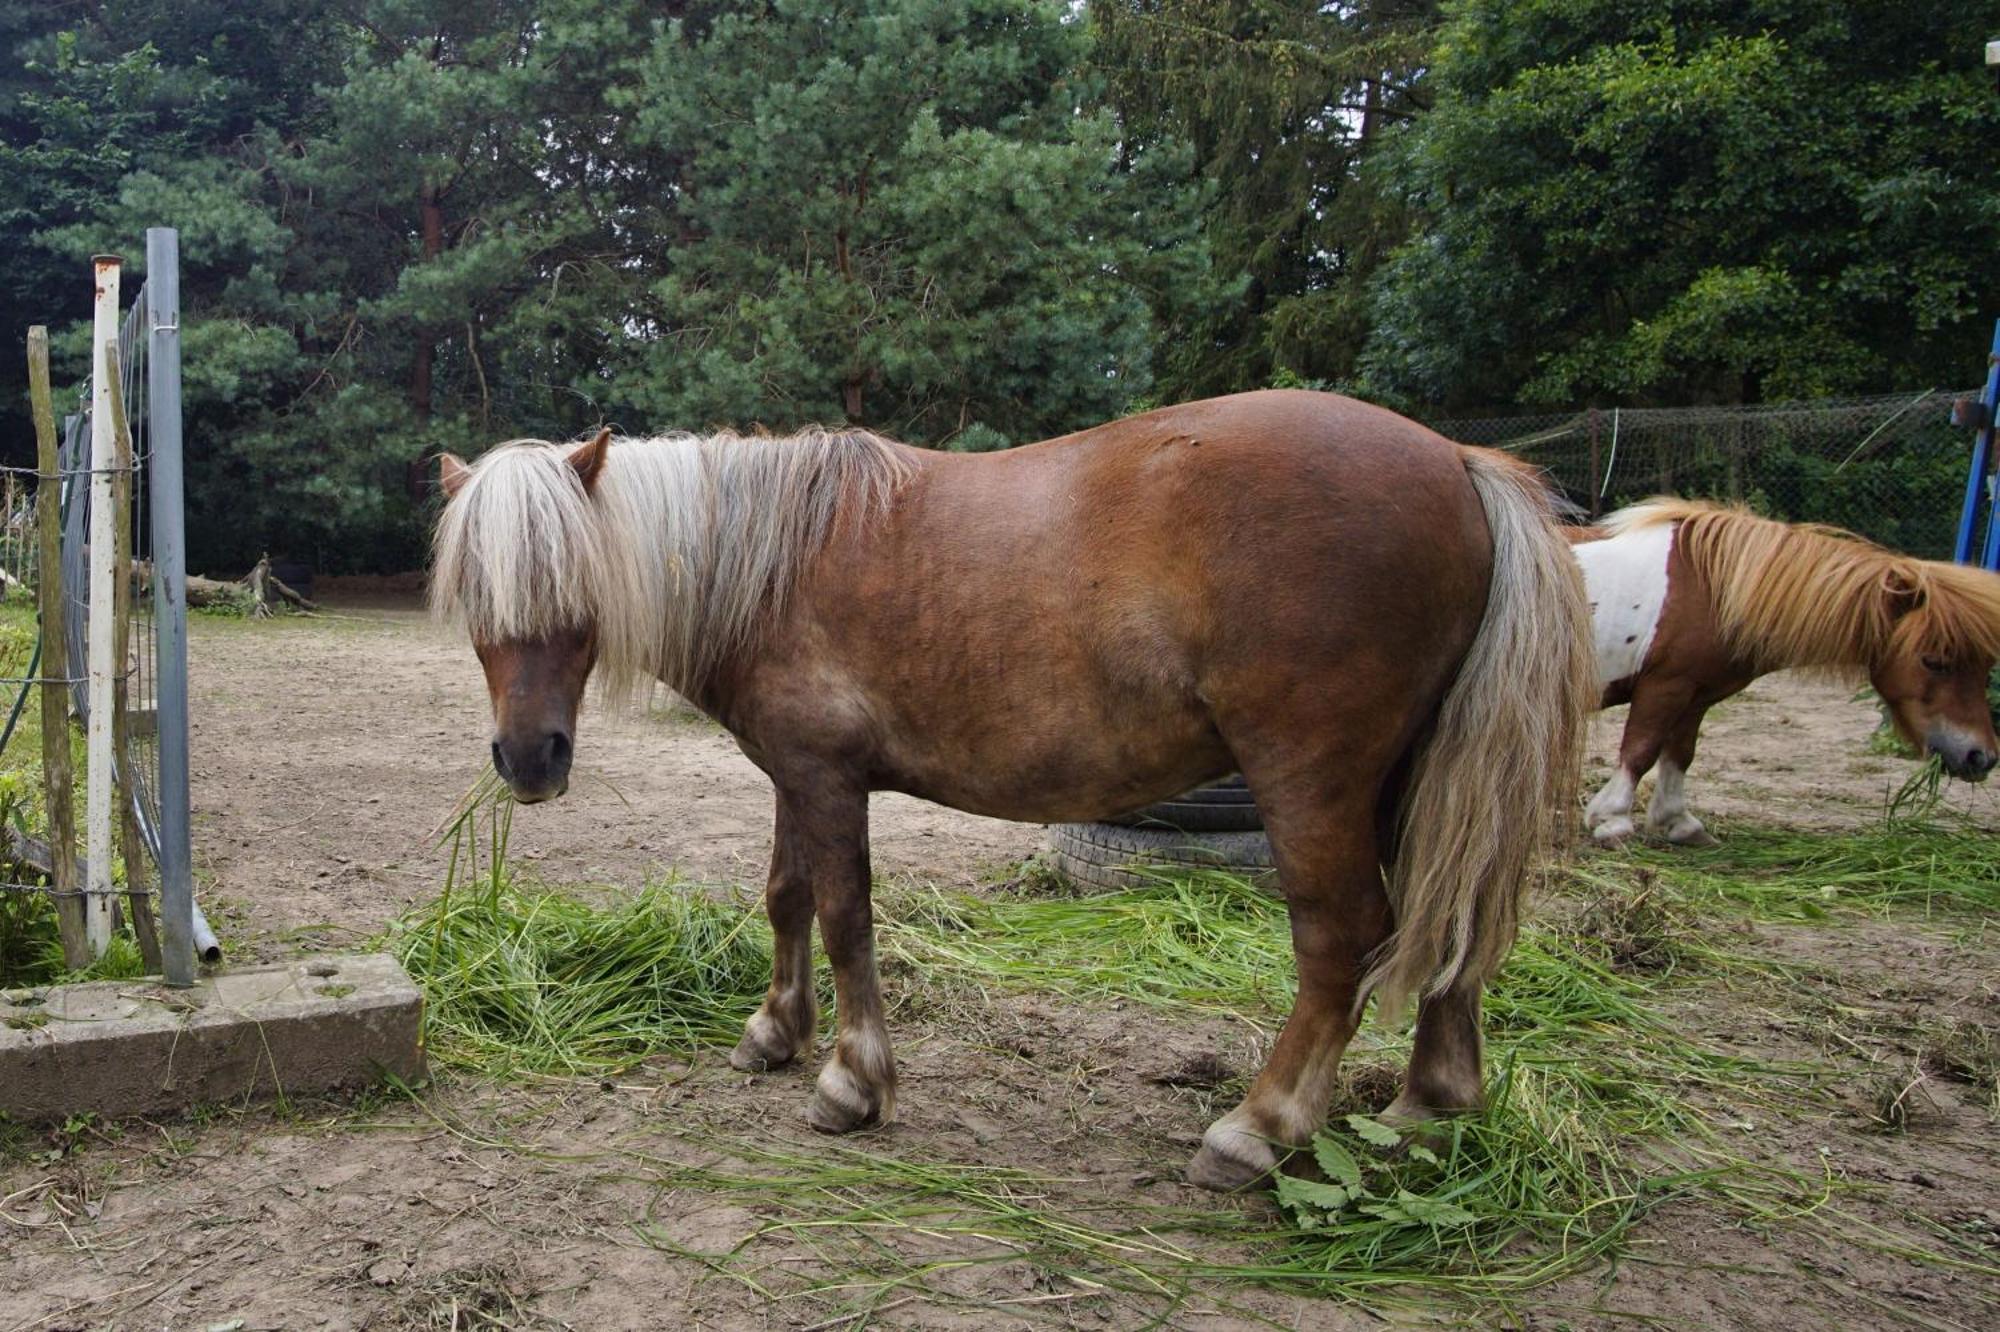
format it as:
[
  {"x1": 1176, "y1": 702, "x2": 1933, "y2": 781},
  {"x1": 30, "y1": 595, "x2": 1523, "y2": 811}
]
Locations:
[
  {"x1": 1626, "y1": 501, "x2": 2000, "y2": 782},
  {"x1": 1866, "y1": 566, "x2": 2000, "y2": 780},
  {"x1": 431, "y1": 430, "x2": 615, "y2": 803}
]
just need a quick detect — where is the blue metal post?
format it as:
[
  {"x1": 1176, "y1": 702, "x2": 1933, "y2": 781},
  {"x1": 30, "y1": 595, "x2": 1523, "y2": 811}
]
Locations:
[
  {"x1": 1953, "y1": 319, "x2": 2000, "y2": 568},
  {"x1": 145, "y1": 227, "x2": 196, "y2": 988}
]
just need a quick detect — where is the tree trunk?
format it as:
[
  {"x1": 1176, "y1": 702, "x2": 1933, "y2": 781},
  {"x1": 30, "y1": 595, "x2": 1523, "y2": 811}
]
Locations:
[{"x1": 411, "y1": 183, "x2": 446, "y2": 422}]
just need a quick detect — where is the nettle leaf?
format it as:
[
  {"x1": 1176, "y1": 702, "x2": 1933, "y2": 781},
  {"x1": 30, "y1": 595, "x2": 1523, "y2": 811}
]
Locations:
[
  {"x1": 1274, "y1": 1174, "x2": 1352, "y2": 1221},
  {"x1": 1345, "y1": 1114, "x2": 1403, "y2": 1149},
  {"x1": 1390, "y1": 1189, "x2": 1477, "y2": 1228},
  {"x1": 1407, "y1": 1144, "x2": 1440, "y2": 1166},
  {"x1": 1312, "y1": 1134, "x2": 1364, "y2": 1190}
]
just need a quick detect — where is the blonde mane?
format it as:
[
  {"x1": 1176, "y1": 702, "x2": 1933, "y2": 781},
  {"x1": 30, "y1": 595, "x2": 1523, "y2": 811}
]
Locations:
[
  {"x1": 1606, "y1": 499, "x2": 2000, "y2": 672},
  {"x1": 431, "y1": 427, "x2": 911, "y2": 699}
]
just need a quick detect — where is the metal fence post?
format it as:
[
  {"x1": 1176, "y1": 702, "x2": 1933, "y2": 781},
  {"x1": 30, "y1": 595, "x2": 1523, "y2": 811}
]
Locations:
[
  {"x1": 1953, "y1": 319, "x2": 2000, "y2": 568},
  {"x1": 145, "y1": 228, "x2": 196, "y2": 987}
]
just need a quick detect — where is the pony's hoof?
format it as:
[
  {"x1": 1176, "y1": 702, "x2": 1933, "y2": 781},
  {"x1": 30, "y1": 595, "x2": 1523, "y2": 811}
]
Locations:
[
  {"x1": 728, "y1": 1014, "x2": 803, "y2": 1073},
  {"x1": 728, "y1": 1038, "x2": 788, "y2": 1073},
  {"x1": 804, "y1": 1060, "x2": 886, "y2": 1134},
  {"x1": 1186, "y1": 1125, "x2": 1276, "y2": 1192},
  {"x1": 1380, "y1": 1091, "x2": 1473, "y2": 1144},
  {"x1": 1590, "y1": 816, "x2": 1636, "y2": 847},
  {"x1": 1662, "y1": 821, "x2": 1718, "y2": 848}
]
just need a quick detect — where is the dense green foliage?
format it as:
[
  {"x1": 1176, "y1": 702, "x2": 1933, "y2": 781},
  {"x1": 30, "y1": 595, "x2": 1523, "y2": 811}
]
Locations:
[
  {"x1": 1360, "y1": 0, "x2": 2000, "y2": 411},
  {"x1": 3, "y1": 1, "x2": 1996, "y2": 569}
]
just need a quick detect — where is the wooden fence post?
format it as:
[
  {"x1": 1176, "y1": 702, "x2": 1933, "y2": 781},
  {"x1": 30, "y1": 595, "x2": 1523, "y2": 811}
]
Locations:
[
  {"x1": 26, "y1": 326, "x2": 87, "y2": 969},
  {"x1": 85, "y1": 256, "x2": 121, "y2": 956}
]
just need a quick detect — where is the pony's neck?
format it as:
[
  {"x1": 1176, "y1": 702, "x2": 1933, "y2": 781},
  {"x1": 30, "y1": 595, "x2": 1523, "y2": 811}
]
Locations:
[{"x1": 591, "y1": 428, "x2": 908, "y2": 700}]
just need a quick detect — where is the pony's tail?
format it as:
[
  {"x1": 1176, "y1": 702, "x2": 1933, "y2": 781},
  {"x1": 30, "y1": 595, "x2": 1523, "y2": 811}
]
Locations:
[{"x1": 1361, "y1": 448, "x2": 1595, "y2": 1016}]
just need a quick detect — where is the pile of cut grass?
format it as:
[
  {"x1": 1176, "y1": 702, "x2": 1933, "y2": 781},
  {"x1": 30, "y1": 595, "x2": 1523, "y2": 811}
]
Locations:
[
  {"x1": 392, "y1": 776, "x2": 769, "y2": 1077},
  {"x1": 1614, "y1": 820, "x2": 2000, "y2": 919},
  {"x1": 391, "y1": 879, "x2": 771, "y2": 1077}
]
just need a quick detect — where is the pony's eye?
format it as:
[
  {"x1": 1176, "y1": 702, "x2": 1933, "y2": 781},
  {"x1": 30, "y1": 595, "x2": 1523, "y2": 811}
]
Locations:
[{"x1": 1920, "y1": 656, "x2": 1950, "y2": 674}]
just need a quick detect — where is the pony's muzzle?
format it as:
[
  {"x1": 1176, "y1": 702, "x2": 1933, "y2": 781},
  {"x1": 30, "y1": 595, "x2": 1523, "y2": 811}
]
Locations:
[
  {"x1": 1928, "y1": 729, "x2": 1996, "y2": 782},
  {"x1": 492, "y1": 729, "x2": 573, "y2": 803}
]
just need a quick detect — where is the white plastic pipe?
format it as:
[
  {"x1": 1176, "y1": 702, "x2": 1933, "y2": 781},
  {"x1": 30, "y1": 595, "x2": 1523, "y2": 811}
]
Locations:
[{"x1": 86, "y1": 255, "x2": 120, "y2": 956}]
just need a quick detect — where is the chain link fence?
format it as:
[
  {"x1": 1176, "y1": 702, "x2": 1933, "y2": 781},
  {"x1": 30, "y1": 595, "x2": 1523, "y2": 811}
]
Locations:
[{"x1": 1428, "y1": 390, "x2": 1977, "y2": 559}]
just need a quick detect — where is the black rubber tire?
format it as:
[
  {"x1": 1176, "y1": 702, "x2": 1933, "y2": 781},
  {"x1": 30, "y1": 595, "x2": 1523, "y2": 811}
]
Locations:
[
  {"x1": 1103, "y1": 775, "x2": 1263, "y2": 833},
  {"x1": 1049, "y1": 821, "x2": 1275, "y2": 895}
]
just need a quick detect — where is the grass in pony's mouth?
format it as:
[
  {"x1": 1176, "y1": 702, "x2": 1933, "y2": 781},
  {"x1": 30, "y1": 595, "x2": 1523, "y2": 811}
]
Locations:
[{"x1": 390, "y1": 786, "x2": 1999, "y2": 1318}]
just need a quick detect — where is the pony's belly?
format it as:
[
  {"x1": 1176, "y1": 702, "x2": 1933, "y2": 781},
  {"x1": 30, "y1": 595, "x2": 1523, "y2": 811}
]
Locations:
[
  {"x1": 1573, "y1": 523, "x2": 1674, "y2": 690},
  {"x1": 874, "y1": 726, "x2": 1232, "y2": 825}
]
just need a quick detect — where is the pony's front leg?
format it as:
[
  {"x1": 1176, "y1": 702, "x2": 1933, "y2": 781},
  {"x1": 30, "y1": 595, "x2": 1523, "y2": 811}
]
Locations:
[
  {"x1": 730, "y1": 800, "x2": 819, "y2": 1073},
  {"x1": 1589, "y1": 679, "x2": 1692, "y2": 845},
  {"x1": 783, "y1": 779, "x2": 895, "y2": 1133}
]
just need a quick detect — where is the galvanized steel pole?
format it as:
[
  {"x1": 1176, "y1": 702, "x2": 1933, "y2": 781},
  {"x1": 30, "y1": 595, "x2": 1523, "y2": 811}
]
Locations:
[{"x1": 146, "y1": 228, "x2": 196, "y2": 987}]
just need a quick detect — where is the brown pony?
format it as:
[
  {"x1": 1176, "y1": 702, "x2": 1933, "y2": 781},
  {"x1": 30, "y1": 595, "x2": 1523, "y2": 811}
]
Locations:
[
  {"x1": 1573, "y1": 500, "x2": 2000, "y2": 846},
  {"x1": 431, "y1": 390, "x2": 1594, "y2": 1190}
]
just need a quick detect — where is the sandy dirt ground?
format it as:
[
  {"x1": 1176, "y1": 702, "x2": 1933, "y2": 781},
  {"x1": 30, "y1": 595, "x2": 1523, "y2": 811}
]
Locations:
[{"x1": 1, "y1": 593, "x2": 1995, "y2": 1331}]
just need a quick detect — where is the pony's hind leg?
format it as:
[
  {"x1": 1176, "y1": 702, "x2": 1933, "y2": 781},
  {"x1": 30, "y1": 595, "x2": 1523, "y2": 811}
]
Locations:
[
  {"x1": 1188, "y1": 779, "x2": 1391, "y2": 1191},
  {"x1": 1645, "y1": 703, "x2": 1717, "y2": 847},
  {"x1": 730, "y1": 800, "x2": 819, "y2": 1073},
  {"x1": 1587, "y1": 677, "x2": 1695, "y2": 845},
  {"x1": 1386, "y1": 983, "x2": 1485, "y2": 1124}
]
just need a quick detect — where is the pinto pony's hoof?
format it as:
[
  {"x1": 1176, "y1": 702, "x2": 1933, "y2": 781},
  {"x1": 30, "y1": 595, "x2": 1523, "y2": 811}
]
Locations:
[
  {"x1": 1186, "y1": 1124, "x2": 1277, "y2": 1193},
  {"x1": 1590, "y1": 815, "x2": 1637, "y2": 848},
  {"x1": 1661, "y1": 819, "x2": 1718, "y2": 848}
]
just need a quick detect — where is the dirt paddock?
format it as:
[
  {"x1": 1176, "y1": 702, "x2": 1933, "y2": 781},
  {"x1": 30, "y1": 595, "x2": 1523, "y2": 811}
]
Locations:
[{"x1": 1, "y1": 594, "x2": 1995, "y2": 1330}]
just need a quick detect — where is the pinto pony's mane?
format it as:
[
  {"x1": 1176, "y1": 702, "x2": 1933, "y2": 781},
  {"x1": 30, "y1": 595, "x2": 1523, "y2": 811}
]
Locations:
[
  {"x1": 431, "y1": 427, "x2": 911, "y2": 699},
  {"x1": 1607, "y1": 499, "x2": 2000, "y2": 673}
]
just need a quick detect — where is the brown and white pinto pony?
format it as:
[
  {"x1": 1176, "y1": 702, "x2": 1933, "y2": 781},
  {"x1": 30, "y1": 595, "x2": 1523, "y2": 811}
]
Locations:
[
  {"x1": 1573, "y1": 500, "x2": 2000, "y2": 846},
  {"x1": 430, "y1": 390, "x2": 1594, "y2": 1190}
]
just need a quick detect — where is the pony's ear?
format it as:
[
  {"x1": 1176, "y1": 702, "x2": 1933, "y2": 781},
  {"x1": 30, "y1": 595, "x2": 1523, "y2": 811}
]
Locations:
[
  {"x1": 1883, "y1": 567, "x2": 1923, "y2": 616},
  {"x1": 570, "y1": 427, "x2": 613, "y2": 493},
  {"x1": 438, "y1": 453, "x2": 471, "y2": 498}
]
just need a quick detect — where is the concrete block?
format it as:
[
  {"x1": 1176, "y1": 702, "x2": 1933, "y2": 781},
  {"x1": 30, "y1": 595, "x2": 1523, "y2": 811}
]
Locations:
[{"x1": 0, "y1": 952, "x2": 425, "y2": 1122}]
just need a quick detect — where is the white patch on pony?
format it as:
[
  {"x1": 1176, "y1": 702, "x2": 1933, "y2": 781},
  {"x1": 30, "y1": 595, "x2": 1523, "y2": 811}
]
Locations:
[
  {"x1": 1586, "y1": 768, "x2": 1637, "y2": 843},
  {"x1": 1645, "y1": 759, "x2": 1701, "y2": 841},
  {"x1": 1574, "y1": 521, "x2": 1675, "y2": 690}
]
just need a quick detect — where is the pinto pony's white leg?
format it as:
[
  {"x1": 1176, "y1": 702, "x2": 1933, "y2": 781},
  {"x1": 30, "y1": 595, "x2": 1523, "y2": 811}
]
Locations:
[
  {"x1": 1643, "y1": 701, "x2": 1719, "y2": 846},
  {"x1": 1586, "y1": 768, "x2": 1639, "y2": 844},
  {"x1": 1645, "y1": 758, "x2": 1713, "y2": 845}
]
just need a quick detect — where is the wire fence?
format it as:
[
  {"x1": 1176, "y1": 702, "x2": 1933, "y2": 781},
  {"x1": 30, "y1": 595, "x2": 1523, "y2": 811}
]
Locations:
[
  {"x1": 1428, "y1": 389, "x2": 1978, "y2": 558},
  {"x1": 57, "y1": 289, "x2": 164, "y2": 867},
  {"x1": 0, "y1": 233, "x2": 207, "y2": 980}
]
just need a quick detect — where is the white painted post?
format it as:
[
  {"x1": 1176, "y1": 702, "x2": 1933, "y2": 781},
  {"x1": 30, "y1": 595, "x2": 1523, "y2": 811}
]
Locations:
[{"x1": 86, "y1": 254, "x2": 121, "y2": 956}]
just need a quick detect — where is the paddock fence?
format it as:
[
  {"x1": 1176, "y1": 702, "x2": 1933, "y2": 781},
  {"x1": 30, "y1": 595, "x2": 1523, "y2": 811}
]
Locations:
[
  {"x1": 1427, "y1": 390, "x2": 1980, "y2": 559},
  {"x1": 2, "y1": 229, "x2": 207, "y2": 985}
]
